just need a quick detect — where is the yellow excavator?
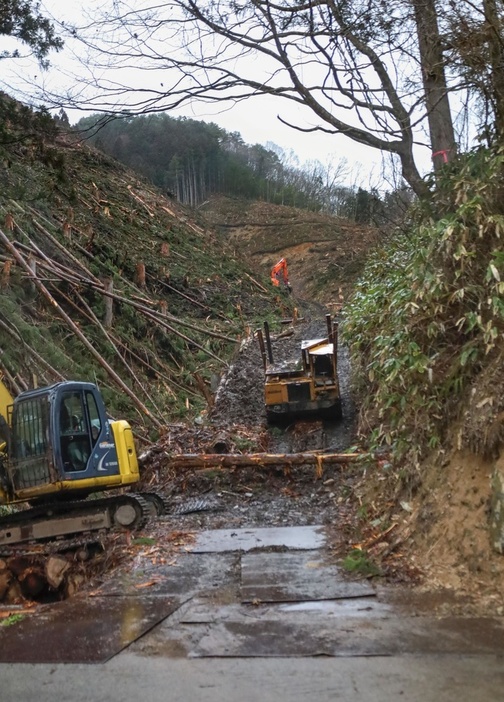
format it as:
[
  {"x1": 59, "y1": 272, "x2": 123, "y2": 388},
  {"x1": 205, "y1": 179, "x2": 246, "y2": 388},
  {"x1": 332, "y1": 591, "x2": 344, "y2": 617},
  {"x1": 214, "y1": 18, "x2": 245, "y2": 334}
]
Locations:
[{"x1": 0, "y1": 378, "x2": 160, "y2": 547}]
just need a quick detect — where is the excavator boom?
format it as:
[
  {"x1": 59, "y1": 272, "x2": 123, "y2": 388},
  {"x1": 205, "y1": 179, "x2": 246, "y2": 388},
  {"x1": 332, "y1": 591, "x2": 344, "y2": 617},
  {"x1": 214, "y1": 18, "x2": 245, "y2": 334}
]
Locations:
[{"x1": 271, "y1": 258, "x2": 289, "y2": 287}]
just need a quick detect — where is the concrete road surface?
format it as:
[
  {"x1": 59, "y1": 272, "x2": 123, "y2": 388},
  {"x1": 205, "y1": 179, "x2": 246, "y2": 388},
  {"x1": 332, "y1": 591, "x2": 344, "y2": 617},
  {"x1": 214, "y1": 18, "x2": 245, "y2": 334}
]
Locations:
[
  {"x1": 2, "y1": 655, "x2": 504, "y2": 702},
  {"x1": 1, "y1": 525, "x2": 503, "y2": 701}
]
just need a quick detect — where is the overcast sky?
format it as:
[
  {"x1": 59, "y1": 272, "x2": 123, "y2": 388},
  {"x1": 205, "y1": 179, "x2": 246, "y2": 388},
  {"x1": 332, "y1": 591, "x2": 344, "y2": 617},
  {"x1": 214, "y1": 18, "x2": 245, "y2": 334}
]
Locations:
[{"x1": 1, "y1": 0, "x2": 435, "y2": 190}]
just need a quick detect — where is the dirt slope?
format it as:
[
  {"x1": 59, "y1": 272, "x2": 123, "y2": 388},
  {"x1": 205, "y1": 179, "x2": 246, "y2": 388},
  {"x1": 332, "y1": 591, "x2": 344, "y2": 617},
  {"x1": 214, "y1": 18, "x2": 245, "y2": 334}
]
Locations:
[
  {"x1": 199, "y1": 195, "x2": 377, "y2": 305},
  {"x1": 0, "y1": 97, "x2": 288, "y2": 427}
]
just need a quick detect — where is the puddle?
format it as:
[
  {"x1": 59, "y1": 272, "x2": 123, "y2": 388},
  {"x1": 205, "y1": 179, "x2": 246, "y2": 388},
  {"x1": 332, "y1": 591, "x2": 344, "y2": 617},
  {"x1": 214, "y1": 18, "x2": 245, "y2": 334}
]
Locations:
[{"x1": 278, "y1": 597, "x2": 391, "y2": 616}]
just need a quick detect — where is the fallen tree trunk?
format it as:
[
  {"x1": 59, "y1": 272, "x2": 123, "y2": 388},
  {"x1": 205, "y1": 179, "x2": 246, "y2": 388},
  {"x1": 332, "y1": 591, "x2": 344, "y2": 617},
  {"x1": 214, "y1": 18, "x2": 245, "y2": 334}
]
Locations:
[
  {"x1": 167, "y1": 452, "x2": 361, "y2": 468},
  {"x1": 0, "y1": 227, "x2": 164, "y2": 429}
]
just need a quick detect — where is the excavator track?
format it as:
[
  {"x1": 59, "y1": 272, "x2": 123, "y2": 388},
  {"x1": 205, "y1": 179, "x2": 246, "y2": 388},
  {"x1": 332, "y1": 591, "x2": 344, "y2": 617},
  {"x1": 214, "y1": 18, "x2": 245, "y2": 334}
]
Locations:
[
  {"x1": 0, "y1": 531, "x2": 107, "y2": 558},
  {"x1": 0, "y1": 492, "x2": 153, "y2": 548},
  {"x1": 138, "y1": 491, "x2": 168, "y2": 517}
]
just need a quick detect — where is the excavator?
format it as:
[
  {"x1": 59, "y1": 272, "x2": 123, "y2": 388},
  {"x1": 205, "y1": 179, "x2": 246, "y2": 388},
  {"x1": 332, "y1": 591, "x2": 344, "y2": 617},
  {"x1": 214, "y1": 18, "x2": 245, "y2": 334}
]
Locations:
[
  {"x1": 0, "y1": 378, "x2": 160, "y2": 547},
  {"x1": 270, "y1": 258, "x2": 292, "y2": 292}
]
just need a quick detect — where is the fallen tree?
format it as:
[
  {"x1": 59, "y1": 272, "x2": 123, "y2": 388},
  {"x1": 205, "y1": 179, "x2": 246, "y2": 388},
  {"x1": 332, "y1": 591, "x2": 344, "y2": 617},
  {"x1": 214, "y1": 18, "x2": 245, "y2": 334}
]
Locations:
[{"x1": 166, "y1": 452, "x2": 360, "y2": 468}]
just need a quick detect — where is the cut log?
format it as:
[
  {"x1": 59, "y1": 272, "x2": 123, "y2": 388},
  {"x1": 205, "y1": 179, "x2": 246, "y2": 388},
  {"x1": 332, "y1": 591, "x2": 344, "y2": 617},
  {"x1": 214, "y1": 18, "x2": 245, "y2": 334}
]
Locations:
[
  {"x1": 5, "y1": 580, "x2": 22, "y2": 604},
  {"x1": 0, "y1": 560, "x2": 11, "y2": 600},
  {"x1": 45, "y1": 555, "x2": 71, "y2": 589},
  {"x1": 18, "y1": 566, "x2": 46, "y2": 598},
  {"x1": 7, "y1": 556, "x2": 33, "y2": 577},
  {"x1": 167, "y1": 452, "x2": 361, "y2": 469},
  {"x1": 64, "y1": 573, "x2": 85, "y2": 599}
]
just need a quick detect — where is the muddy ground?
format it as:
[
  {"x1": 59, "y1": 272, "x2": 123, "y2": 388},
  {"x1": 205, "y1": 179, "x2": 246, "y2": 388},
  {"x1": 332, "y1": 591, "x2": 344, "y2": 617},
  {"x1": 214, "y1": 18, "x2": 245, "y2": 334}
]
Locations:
[
  {"x1": 3, "y1": 310, "x2": 503, "y2": 616},
  {"x1": 132, "y1": 310, "x2": 423, "y2": 596},
  {"x1": 135, "y1": 308, "x2": 504, "y2": 617},
  {"x1": 140, "y1": 310, "x2": 359, "y2": 530},
  {"x1": 0, "y1": 310, "x2": 363, "y2": 606}
]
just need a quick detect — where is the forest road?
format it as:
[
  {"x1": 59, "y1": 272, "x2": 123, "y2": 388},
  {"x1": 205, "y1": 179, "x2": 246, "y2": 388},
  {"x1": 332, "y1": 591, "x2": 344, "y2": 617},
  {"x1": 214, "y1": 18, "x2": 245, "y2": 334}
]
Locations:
[
  {"x1": 1, "y1": 521, "x2": 504, "y2": 701},
  {"x1": 1, "y1": 308, "x2": 504, "y2": 700}
]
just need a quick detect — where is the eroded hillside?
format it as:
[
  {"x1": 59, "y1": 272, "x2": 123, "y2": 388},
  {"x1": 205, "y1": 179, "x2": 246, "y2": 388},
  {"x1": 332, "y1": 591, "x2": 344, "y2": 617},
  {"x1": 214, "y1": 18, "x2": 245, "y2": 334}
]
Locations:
[
  {"x1": 0, "y1": 96, "x2": 293, "y2": 432},
  {"x1": 199, "y1": 195, "x2": 377, "y2": 306}
]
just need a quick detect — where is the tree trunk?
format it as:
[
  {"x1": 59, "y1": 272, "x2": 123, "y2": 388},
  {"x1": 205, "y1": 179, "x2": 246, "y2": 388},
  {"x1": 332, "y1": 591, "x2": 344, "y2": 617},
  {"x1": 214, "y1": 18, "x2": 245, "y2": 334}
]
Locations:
[
  {"x1": 166, "y1": 452, "x2": 360, "y2": 469},
  {"x1": 103, "y1": 277, "x2": 114, "y2": 328},
  {"x1": 412, "y1": 0, "x2": 457, "y2": 170},
  {"x1": 398, "y1": 145, "x2": 432, "y2": 198},
  {"x1": 484, "y1": 0, "x2": 504, "y2": 137}
]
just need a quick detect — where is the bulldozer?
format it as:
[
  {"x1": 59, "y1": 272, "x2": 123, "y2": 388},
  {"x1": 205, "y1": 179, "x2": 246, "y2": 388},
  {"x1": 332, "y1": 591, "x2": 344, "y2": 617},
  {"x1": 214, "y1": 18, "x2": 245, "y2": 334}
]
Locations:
[
  {"x1": 0, "y1": 378, "x2": 160, "y2": 547},
  {"x1": 257, "y1": 314, "x2": 342, "y2": 423}
]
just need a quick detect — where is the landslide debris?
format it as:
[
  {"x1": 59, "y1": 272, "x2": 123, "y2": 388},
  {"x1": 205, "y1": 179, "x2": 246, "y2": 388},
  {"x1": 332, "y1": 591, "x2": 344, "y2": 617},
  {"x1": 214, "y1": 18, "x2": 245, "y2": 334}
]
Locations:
[
  {"x1": 0, "y1": 93, "x2": 289, "y2": 429},
  {"x1": 199, "y1": 195, "x2": 377, "y2": 305},
  {"x1": 0, "y1": 95, "x2": 373, "y2": 607},
  {"x1": 136, "y1": 313, "x2": 362, "y2": 552},
  {"x1": 0, "y1": 94, "x2": 295, "y2": 604}
]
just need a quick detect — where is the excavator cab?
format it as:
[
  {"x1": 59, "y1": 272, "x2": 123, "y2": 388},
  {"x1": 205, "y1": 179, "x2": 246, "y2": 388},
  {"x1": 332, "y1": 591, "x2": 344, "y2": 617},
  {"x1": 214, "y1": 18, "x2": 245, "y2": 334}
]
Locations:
[{"x1": 4, "y1": 381, "x2": 139, "y2": 503}]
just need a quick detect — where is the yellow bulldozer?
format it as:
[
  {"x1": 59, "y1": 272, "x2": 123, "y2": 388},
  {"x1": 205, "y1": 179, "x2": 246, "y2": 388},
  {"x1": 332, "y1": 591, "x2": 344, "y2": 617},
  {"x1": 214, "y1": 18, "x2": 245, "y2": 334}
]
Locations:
[{"x1": 257, "y1": 314, "x2": 342, "y2": 423}]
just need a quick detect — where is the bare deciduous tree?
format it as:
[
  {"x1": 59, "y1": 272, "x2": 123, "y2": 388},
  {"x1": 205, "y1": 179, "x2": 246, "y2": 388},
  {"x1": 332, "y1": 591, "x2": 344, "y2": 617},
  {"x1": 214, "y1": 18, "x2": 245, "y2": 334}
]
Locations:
[{"x1": 34, "y1": 1, "x2": 469, "y2": 196}]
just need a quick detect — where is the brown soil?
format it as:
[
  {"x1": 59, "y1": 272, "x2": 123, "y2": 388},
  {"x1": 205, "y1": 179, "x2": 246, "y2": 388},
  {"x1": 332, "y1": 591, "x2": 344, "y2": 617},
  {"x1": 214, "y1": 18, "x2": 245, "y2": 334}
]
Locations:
[
  {"x1": 199, "y1": 195, "x2": 377, "y2": 302},
  {"x1": 393, "y1": 449, "x2": 504, "y2": 614}
]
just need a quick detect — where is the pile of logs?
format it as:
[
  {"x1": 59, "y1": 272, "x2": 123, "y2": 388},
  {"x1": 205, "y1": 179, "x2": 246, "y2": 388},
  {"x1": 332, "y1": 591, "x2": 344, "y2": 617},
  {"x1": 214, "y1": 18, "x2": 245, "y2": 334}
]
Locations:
[{"x1": 0, "y1": 548, "x2": 100, "y2": 603}]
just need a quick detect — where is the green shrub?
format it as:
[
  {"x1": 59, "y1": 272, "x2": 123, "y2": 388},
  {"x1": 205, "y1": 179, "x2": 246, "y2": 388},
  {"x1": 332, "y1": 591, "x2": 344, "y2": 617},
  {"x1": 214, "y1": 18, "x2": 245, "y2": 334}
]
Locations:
[{"x1": 343, "y1": 145, "x2": 504, "y2": 467}]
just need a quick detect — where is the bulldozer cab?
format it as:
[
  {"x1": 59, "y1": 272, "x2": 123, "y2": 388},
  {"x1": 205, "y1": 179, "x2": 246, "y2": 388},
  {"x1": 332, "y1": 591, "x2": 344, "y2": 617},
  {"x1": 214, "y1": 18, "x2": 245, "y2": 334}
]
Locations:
[
  {"x1": 302, "y1": 340, "x2": 337, "y2": 383},
  {"x1": 6, "y1": 381, "x2": 120, "y2": 498}
]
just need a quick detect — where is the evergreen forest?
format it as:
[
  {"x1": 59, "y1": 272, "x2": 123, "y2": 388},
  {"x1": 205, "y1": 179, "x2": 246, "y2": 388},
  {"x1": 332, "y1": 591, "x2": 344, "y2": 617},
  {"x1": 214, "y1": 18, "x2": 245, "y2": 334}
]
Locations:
[{"x1": 75, "y1": 113, "x2": 387, "y2": 221}]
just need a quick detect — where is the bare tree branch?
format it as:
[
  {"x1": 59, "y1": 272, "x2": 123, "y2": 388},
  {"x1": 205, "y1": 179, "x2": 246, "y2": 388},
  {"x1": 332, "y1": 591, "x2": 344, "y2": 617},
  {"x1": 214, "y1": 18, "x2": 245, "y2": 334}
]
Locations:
[{"x1": 16, "y1": 1, "x2": 470, "y2": 195}]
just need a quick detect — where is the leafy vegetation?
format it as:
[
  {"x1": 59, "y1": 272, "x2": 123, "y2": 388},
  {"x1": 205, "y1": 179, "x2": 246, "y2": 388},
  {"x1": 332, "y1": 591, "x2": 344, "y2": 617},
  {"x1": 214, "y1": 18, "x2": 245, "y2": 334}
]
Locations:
[
  {"x1": 0, "y1": 613, "x2": 25, "y2": 627},
  {"x1": 343, "y1": 145, "x2": 504, "y2": 474},
  {"x1": 341, "y1": 548, "x2": 381, "y2": 577}
]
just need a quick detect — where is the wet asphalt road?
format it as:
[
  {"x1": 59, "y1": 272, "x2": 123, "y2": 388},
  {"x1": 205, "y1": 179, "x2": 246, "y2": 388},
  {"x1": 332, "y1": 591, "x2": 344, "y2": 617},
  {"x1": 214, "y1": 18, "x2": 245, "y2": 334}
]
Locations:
[{"x1": 1, "y1": 524, "x2": 504, "y2": 701}]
